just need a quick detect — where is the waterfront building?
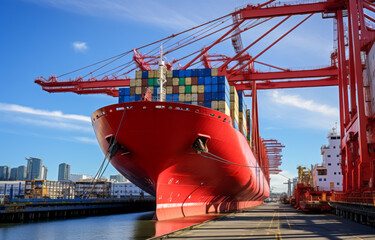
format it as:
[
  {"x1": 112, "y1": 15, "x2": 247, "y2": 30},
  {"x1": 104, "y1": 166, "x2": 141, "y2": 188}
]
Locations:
[
  {"x1": 26, "y1": 157, "x2": 42, "y2": 180},
  {"x1": 111, "y1": 182, "x2": 151, "y2": 198},
  {"x1": 312, "y1": 128, "x2": 343, "y2": 191},
  {"x1": 70, "y1": 174, "x2": 92, "y2": 182},
  {"x1": 0, "y1": 181, "x2": 25, "y2": 199},
  {"x1": 0, "y1": 166, "x2": 10, "y2": 181},
  {"x1": 17, "y1": 166, "x2": 27, "y2": 180},
  {"x1": 24, "y1": 180, "x2": 75, "y2": 199},
  {"x1": 110, "y1": 174, "x2": 126, "y2": 183},
  {"x1": 9, "y1": 168, "x2": 18, "y2": 181},
  {"x1": 75, "y1": 180, "x2": 111, "y2": 199},
  {"x1": 41, "y1": 166, "x2": 48, "y2": 180},
  {"x1": 58, "y1": 163, "x2": 71, "y2": 181}
]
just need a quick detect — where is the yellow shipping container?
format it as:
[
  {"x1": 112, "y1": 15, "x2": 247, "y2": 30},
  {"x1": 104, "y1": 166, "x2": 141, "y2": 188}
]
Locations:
[
  {"x1": 167, "y1": 70, "x2": 173, "y2": 78},
  {"x1": 149, "y1": 70, "x2": 155, "y2": 78},
  {"x1": 135, "y1": 79, "x2": 142, "y2": 87},
  {"x1": 211, "y1": 101, "x2": 218, "y2": 109},
  {"x1": 185, "y1": 77, "x2": 192, "y2": 85},
  {"x1": 218, "y1": 101, "x2": 230, "y2": 116},
  {"x1": 167, "y1": 86, "x2": 173, "y2": 94},
  {"x1": 198, "y1": 85, "x2": 205, "y2": 93},
  {"x1": 136, "y1": 71, "x2": 142, "y2": 79},
  {"x1": 192, "y1": 93, "x2": 198, "y2": 101},
  {"x1": 135, "y1": 87, "x2": 142, "y2": 95},
  {"x1": 173, "y1": 78, "x2": 179, "y2": 86},
  {"x1": 130, "y1": 79, "x2": 135, "y2": 87},
  {"x1": 211, "y1": 68, "x2": 218, "y2": 77},
  {"x1": 192, "y1": 85, "x2": 198, "y2": 93},
  {"x1": 185, "y1": 94, "x2": 192, "y2": 102},
  {"x1": 179, "y1": 94, "x2": 185, "y2": 102},
  {"x1": 148, "y1": 86, "x2": 154, "y2": 93},
  {"x1": 179, "y1": 86, "x2": 185, "y2": 93}
]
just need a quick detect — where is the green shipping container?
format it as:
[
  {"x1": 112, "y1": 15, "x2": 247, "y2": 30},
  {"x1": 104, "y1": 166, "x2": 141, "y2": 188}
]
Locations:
[
  {"x1": 154, "y1": 78, "x2": 160, "y2": 86},
  {"x1": 148, "y1": 78, "x2": 154, "y2": 86},
  {"x1": 185, "y1": 85, "x2": 192, "y2": 93},
  {"x1": 179, "y1": 78, "x2": 185, "y2": 85}
]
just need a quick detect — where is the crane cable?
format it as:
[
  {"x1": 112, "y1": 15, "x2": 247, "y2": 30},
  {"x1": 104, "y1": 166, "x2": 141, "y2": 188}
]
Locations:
[
  {"x1": 83, "y1": 109, "x2": 126, "y2": 199},
  {"x1": 57, "y1": 12, "x2": 235, "y2": 79}
]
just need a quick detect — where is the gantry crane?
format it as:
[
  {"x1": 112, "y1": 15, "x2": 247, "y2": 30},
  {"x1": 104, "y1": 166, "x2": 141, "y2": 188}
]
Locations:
[{"x1": 35, "y1": 0, "x2": 375, "y2": 204}]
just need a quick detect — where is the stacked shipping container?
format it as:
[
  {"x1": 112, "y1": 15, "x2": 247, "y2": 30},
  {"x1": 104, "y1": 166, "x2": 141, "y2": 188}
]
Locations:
[{"x1": 119, "y1": 68, "x2": 250, "y2": 137}]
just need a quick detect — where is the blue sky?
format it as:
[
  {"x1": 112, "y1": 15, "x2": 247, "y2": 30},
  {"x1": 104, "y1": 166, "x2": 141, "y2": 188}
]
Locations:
[{"x1": 1, "y1": 0, "x2": 339, "y2": 192}]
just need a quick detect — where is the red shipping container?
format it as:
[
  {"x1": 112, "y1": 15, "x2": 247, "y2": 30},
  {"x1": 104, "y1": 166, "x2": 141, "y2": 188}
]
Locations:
[
  {"x1": 142, "y1": 79, "x2": 148, "y2": 87},
  {"x1": 198, "y1": 93, "x2": 205, "y2": 101},
  {"x1": 191, "y1": 77, "x2": 198, "y2": 85},
  {"x1": 173, "y1": 86, "x2": 179, "y2": 93},
  {"x1": 130, "y1": 87, "x2": 136, "y2": 95}
]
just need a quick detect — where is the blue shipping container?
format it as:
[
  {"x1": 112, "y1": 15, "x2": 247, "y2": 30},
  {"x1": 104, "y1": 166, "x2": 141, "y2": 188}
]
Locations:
[
  {"x1": 205, "y1": 92, "x2": 212, "y2": 101},
  {"x1": 130, "y1": 95, "x2": 136, "y2": 101},
  {"x1": 154, "y1": 87, "x2": 159, "y2": 95},
  {"x1": 198, "y1": 69, "x2": 205, "y2": 77},
  {"x1": 119, "y1": 96, "x2": 125, "y2": 103},
  {"x1": 124, "y1": 96, "x2": 130, "y2": 102},
  {"x1": 204, "y1": 68, "x2": 211, "y2": 77},
  {"x1": 204, "y1": 76, "x2": 211, "y2": 85},
  {"x1": 233, "y1": 120, "x2": 239, "y2": 130},
  {"x1": 119, "y1": 87, "x2": 130, "y2": 96},
  {"x1": 191, "y1": 69, "x2": 198, "y2": 77},
  {"x1": 204, "y1": 101, "x2": 212, "y2": 108},
  {"x1": 198, "y1": 77, "x2": 205, "y2": 85},
  {"x1": 142, "y1": 71, "x2": 148, "y2": 79},
  {"x1": 218, "y1": 92, "x2": 226, "y2": 101},
  {"x1": 179, "y1": 70, "x2": 186, "y2": 78},
  {"x1": 173, "y1": 70, "x2": 180, "y2": 78},
  {"x1": 218, "y1": 76, "x2": 225, "y2": 84},
  {"x1": 135, "y1": 95, "x2": 142, "y2": 101},
  {"x1": 218, "y1": 83, "x2": 225, "y2": 92},
  {"x1": 166, "y1": 94, "x2": 173, "y2": 102},
  {"x1": 212, "y1": 84, "x2": 218, "y2": 92},
  {"x1": 205, "y1": 84, "x2": 212, "y2": 92},
  {"x1": 212, "y1": 92, "x2": 218, "y2": 101},
  {"x1": 212, "y1": 76, "x2": 218, "y2": 85},
  {"x1": 185, "y1": 69, "x2": 192, "y2": 77},
  {"x1": 173, "y1": 94, "x2": 179, "y2": 102}
]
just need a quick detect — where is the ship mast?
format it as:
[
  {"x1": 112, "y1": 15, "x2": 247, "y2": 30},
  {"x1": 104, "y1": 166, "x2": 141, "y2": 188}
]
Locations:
[{"x1": 158, "y1": 44, "x2": 167, "y2": 102}]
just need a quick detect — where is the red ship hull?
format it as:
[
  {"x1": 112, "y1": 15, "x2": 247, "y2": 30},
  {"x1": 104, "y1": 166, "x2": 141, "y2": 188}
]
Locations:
[{"x1": 92, "y1": 101, "x2": 269, "y2": 220}]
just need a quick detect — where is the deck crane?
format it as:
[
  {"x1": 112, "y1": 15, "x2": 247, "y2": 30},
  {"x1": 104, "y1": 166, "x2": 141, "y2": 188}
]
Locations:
[{"x1": 35, "y1": 0, "x2": 375, "y2": 206}]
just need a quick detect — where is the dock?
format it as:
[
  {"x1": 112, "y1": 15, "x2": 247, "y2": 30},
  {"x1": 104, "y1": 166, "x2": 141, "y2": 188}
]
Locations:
[
  {"x1": 159, "y1": 202, "x2": 375, "y2": 239},
  {"x1": 0, "y1": 198, "x2": 155, "y2": 223}
]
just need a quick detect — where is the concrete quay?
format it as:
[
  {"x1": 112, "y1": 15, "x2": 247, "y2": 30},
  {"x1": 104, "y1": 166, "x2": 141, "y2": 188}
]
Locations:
[{"x1": 159, "y1": 202, "x2": 375, "y2": 239}]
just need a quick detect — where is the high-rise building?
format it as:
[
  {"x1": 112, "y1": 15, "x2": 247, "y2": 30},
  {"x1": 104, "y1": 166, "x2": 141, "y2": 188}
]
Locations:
[
  {"x1": 10, "y1": 168, "x2": 18, "y2": 181},
  {"x1": 41, "y1": 166, "x2": 48, "y2": 180},
  {"x1": 17, "y1": 166, "x2": 27, "y2": 180},
  {"x1": 58, "y1": 163, "x2": 71, "y2": 181},
  {"x1": 110, "y1": 174, "x2": 126, "y2": 183},
  {"x1": 26, "y1": 157, "x2": 43, "y2": 180},
  {"x1": 0, "y1": 166, "x2": 10, "y2": 181}
]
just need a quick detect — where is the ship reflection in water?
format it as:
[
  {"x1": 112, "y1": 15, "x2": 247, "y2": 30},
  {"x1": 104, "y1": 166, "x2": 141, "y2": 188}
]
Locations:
[{"x1": 0, "y1": 211, "x2": 220, "y2": 240}]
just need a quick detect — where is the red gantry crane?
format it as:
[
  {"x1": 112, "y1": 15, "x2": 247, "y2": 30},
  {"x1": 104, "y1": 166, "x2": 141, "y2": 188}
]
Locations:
[{"x1": 35, "y1": 0, "x2": 375, "y2": 217}]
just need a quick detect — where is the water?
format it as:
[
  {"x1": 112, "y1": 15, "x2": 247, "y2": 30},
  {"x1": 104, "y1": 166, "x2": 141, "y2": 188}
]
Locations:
[
  {"x1": 0, "y1": 212, "x2": 220, "y2": 240},
  {"x1": 0, "y1": 211, "x2": 156, "y2": 240}
]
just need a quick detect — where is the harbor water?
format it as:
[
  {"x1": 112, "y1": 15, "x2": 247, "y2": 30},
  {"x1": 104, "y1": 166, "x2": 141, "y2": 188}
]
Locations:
[
  {"x1": 0, "y1": 211, "x2": 156, "y2": 240},
  {"x1": 0, "y1": 211, "x2": 219, "y2": 240}
]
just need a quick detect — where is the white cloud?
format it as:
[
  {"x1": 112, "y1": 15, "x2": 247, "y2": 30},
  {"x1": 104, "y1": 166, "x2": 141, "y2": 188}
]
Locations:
[
  {"x1": 74, "y1": 137, "x2": 98, "y2": 144},
  {"x1": 0, "y1": 103, "x2": 91, "y2": 122},
  {"x1": 25, "y1": 0, "x2": 203, "y2": 30},
  {"x1": 72, "y1": 41, "x2": 88, "y2": 52},
  {"x1": 270, "y1": 90, "x2": 338, "y2": 117},
  {"x1": 14, "y1": 117, "x2": 92, "y2": 132}
]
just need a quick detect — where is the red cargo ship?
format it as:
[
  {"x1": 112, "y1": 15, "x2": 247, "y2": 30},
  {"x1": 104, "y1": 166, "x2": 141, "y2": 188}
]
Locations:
[{"x1": 92, "y1": 101, "x2": 269, "y2": 220}]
